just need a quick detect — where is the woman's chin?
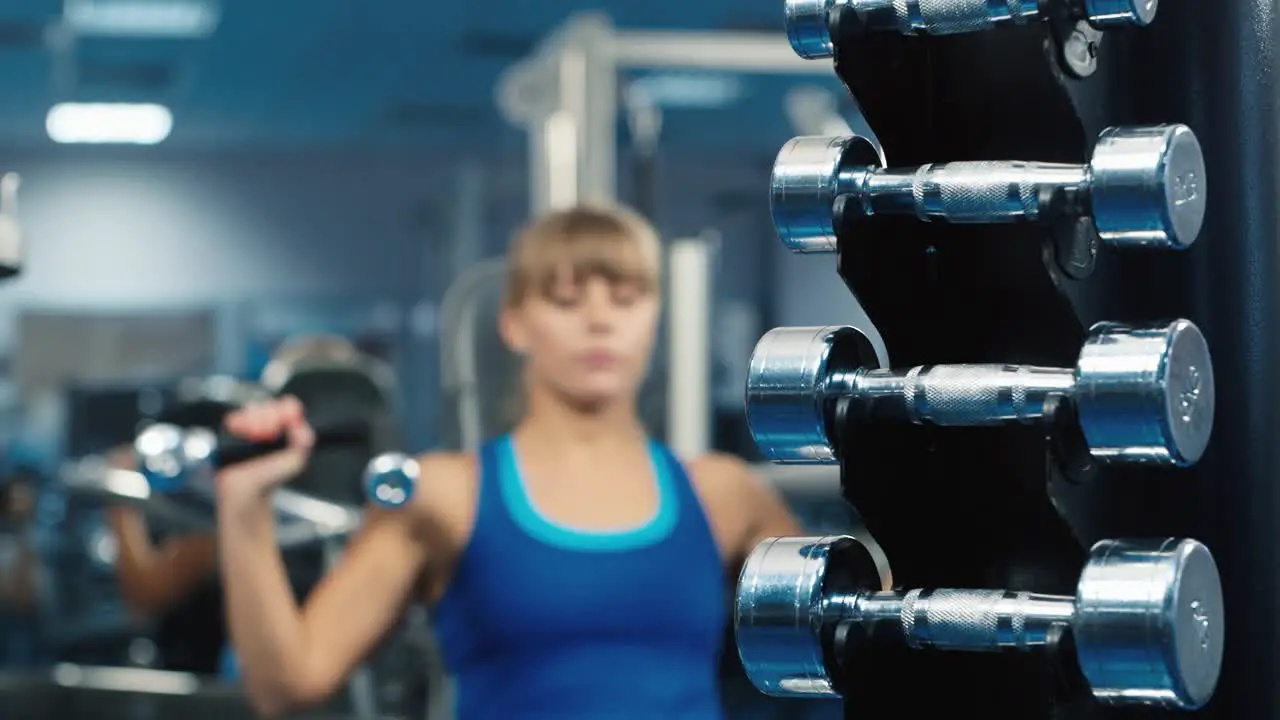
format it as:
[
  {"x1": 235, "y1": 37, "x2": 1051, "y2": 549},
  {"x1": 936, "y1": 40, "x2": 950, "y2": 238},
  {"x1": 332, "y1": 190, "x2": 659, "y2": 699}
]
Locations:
[{"x1": 560, "y1": 384, "x2": 632, "y2": 410}]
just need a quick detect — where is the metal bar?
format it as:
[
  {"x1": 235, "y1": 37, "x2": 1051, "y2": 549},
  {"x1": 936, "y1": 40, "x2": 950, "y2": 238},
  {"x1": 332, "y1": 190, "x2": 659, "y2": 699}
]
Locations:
[
  {"x1": 612, "y1": 30, "x2": 836, "y2": 74},
  {"x1": 666, "y1": 238, "x2": 713, "y2": 457}
]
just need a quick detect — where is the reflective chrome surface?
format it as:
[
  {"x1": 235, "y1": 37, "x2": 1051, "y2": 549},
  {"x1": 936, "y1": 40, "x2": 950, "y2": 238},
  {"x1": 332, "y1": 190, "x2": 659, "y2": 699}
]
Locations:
[
  {"x1": 848, "y1": 364, "x2": 1075, "y2": 425},
  {"x1": 850, "y1": 161, "x2": 1086, "y2": 223},
  {"x1": 735, "y1": 533, "x2": 1223, "y2": 709},
  {"x1": 1085, "y1": 0, "x2": 1158, "y2": 26},
  {"x1": 363, "y1": 452, "x2": 421, "y2": 509},
  {"x1": 784, "y1": 0, "x2": 835, "y2": 60},
  {"x1": 837, "y1": 588, "x2": 1074, "y2": 651},
  {"x1": 1075, "y1": 319, "x2": 1214, "y2": 466},
  {"x1": 770, "y1": 135, "x2": 882, "y2": 253},
  {"x1": 745, "y1": 326, "x2": 873, "y2": 463},
  {"x1": 734, "y1": 535, "x2": 848, "y2": 697},
  {"x1": 842, "y1": 0, "x2": 1042, "y2": 38},
  {"x1": 1090, "y1": 124, "x2": 1205, "y2": 250},
  {"x1": 1074, "y1": 538, "x2": 1223, "y2": 710},
  {"x1": 133, "y1": 423, "x2": 217, "y2": 491}
]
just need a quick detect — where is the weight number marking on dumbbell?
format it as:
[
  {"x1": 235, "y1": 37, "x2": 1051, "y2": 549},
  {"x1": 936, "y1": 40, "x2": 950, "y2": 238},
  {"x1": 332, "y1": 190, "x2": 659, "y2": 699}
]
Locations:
[
  {"x1": 746, "y1": 319, "x2": 1215, "y2": 467},
  {"x1": 786, "y1": 0, "x2": 1159, "y2": 60},
  {"x1": 771, "y1": 125, "x2": 1206, "y2": 253},
  {"x1": 735, "y1": 534, "x2": 1223, "y2": 710}
]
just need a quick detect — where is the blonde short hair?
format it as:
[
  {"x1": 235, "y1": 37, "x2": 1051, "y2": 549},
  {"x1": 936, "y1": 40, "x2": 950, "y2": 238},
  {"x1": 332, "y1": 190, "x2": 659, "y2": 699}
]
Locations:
[{"x1": 503, "y1": 204, "x2": 662, "y2": 308}]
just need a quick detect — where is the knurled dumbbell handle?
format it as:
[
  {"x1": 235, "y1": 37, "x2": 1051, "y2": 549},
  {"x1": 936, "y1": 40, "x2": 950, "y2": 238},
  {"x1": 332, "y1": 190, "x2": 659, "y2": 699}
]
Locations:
[
  {"x1": 843, "y1": 0, "x2": 1153, "y2": 36},
  {"x1": 846, "y1": 0, "x2": 1041, "y2": 35},
  {"x1": 838, "y1": 162, "x2": 1089, "y2": 224},
  {"x1": 830, "y1": 364, "x2": 1076, "y2": 426},
  {"x1": 788, "y1": 0, "x2": 1155, "y2": 60},
  {"x1": 830, "y1": 588, "x2": 1076, "y2": 652}
]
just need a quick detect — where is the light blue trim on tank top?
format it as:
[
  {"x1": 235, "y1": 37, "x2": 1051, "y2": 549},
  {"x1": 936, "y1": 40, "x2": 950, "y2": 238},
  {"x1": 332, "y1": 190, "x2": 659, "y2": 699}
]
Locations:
[{"x1": 498, "y1": 434, "x2": 679, "y2": 552}]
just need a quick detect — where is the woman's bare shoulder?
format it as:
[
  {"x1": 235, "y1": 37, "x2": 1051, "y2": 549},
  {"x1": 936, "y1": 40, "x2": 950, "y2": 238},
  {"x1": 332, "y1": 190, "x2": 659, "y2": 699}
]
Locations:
[{"x1": 398, "y1": 451, "x2": 481, "y2": 528}]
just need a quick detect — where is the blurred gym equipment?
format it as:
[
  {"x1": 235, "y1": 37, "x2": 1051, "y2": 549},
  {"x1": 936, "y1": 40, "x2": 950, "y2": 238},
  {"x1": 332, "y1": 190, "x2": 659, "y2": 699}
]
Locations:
[
  {"x1": 0, "y1": 173, "x2": 22, "y2": 279},
  {"x1": 496, "y1": 12, "x2": 846, "y2": 216}
]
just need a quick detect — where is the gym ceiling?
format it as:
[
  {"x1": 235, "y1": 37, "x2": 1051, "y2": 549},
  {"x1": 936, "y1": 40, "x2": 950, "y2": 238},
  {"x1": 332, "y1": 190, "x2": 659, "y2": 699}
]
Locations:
[{"x1": 0, "y1": 0, "x2": 853, "y2": 151}]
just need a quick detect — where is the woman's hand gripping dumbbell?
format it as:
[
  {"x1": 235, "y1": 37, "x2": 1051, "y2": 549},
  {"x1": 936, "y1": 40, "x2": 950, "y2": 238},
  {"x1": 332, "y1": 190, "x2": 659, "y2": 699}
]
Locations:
[
  {"x1": 136, "y1": 396, "x2": 421, "y2": 509},
  {"x1": 135, "y1": 397, "x2": 361, "y2": 494}
]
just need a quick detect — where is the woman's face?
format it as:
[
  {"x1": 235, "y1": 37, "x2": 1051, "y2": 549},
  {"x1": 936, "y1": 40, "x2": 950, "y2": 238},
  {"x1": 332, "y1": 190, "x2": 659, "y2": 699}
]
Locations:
[{"x1": 502, "y1": 272, "x2": 659, "y2": 409}]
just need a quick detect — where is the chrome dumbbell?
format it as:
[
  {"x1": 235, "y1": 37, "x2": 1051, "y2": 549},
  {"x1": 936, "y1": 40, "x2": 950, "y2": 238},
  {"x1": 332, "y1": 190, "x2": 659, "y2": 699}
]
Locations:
[
  {"x1": 134, "y1": 420, "x2": 372, "y2": 491},
  {"x1": 362, "y1": 452, "x2": 420, "y2": 508},
  {"x1": 772, "y1": 125, "x2": 1205, "y2": 253},
  {"x1": 135, "y1": 421, "x2": 421, "y2": 509},
  {"x1": 787, "y1": 0, "x2": 1158, "y2": 60},
  {"x1": 735, "y1": 534, "x2": 1222, "y2": 710},
  {"x1": 746, "y1": 319, "x2": 1213, "y2": 467}
]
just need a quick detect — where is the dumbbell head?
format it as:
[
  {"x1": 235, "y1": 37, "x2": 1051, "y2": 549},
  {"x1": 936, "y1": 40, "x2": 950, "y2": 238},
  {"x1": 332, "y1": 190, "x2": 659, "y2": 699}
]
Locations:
[
  {"x1": 1074, "y1": 319, "x2": 1214, "y2": 466},
  {"x1": 1084, "y1": 0, "x2": 1159, "y2": 27},
  {"x1": 1089, "y1": 124, "x2": 1205, "y2": 250},
  {"x1": 1074, "y1": 537, "x2": 1223, "y2": 710},
  {"x1": 734, "y1": 535, "x2": 883, "y2": 697},
  {"x1": 363, "y1": 452, "x2": 420, "y2": 509},
  {"x1": 745, "y1": 325, "x2": 881, "y2": 464},
  {"x1": 784, "y1": 0, "x2": 836, "y2": 60},
  {"x1": 771, "y1": 135, "x2": 883, "y2": 253},
  {"x1": 133, "y1": 423, "x2": 216, "y2": 492}
]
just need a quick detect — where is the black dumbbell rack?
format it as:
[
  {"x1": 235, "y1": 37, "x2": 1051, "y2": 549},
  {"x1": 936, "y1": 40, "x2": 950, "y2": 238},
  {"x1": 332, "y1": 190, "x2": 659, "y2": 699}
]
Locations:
[{"x1": 814, "y1": 3, "x2": 1279, "y2": 718}]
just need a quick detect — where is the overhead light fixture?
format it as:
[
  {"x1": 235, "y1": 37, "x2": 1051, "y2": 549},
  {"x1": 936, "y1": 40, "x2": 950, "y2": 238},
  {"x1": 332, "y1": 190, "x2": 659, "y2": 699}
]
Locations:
[
  {"x1": 46, "y1": 103, "x2": 173, "y2": 145},
  {"x1": 63, "y1": 0, "x2": 221, "y2": 39},
  {"x1": 628, "y1": 73, "x2": 744, "y2": 109}
]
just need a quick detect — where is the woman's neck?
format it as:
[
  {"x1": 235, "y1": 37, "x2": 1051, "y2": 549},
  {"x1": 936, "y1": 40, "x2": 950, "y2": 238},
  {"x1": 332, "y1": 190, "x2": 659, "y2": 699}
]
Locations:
[{"x1": 516, "y1": 382, "x2": 647, "y2": 449}]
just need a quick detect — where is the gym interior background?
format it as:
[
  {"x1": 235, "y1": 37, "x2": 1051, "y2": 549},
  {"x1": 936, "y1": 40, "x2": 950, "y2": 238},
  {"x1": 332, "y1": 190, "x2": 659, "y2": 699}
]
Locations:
[
  {"x1": 0, "y1": 1, "x2": 1266, "y2": 719},
  {"x1": 0, "y1": 2, "x2": 880, "y2": 719}
]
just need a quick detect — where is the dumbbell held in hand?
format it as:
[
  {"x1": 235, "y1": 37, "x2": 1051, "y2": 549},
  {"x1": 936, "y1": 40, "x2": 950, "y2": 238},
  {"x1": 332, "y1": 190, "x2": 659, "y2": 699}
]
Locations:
[
  {"x1": 735, "y1": 534, "x2": 1222, "y2": 710},
  {"x1": 746, "y1": 319, "x2": 1213, "y2": 467},
  {"x1": 135, "y1": 402, "x2": 372, "y2": 492},
  {"x1": 772, "y1": 124, "x2": 1204, "y2": 253},
  {"x1": 363, "y1": 452, "x2": 421, "y2": 509},
  {"x1": 787, "y1": 0, "x2": 1158, "y2": 60}
]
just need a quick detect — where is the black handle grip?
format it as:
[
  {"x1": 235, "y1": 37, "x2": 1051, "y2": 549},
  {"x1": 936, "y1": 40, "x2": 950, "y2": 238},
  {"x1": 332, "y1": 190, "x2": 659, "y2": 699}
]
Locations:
[
  {"x1": 135, "y1": 418, "x2": 373, "y2": 491},
  {"x1": 212, "y1": 417, "x2": 371, "y2": 469}
]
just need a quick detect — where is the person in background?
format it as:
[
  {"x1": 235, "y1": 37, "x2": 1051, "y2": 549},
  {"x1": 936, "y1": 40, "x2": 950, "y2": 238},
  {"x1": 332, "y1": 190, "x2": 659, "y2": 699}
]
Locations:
[
  {"x1": 213, "y1": 204, "x2": 850, "y2": 719},
  {"x1": 105, "y1": 401, "x2": 230, "y2": 676},
  {"x1": 0, "y1": 469, "x2": 44, "y2": 667},
  {"x1": 106, "y1": 334, "x2": 393, "y2": 676}
]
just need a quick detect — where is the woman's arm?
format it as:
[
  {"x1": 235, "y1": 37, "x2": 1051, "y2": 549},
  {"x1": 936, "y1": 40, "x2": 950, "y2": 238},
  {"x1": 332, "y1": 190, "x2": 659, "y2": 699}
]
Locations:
[
  {"x1": 219, "y1": 452, "x2": 467, "y2": 718},
  {"x1": 106, "y1": 507, "x2": 217, "y2": 617},
  {"x1": 102, "y1": 446, "x2": 218, "y2": 618},
  {"x1": 692, "y1": 453, "x2": 804, "y2": 567}
]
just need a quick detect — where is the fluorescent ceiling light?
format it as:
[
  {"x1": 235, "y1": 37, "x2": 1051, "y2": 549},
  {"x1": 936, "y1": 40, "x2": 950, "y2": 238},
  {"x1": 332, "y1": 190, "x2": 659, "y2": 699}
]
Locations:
[
  {"x1": 46, "y1": 103, "x2": 173, "y2": 145},
  {"x1": 628, "y1": 73, "x2": 744, "y2": 109},
  {"x1": 63, "y1": 0, "x2": 221, "y2": 39}
]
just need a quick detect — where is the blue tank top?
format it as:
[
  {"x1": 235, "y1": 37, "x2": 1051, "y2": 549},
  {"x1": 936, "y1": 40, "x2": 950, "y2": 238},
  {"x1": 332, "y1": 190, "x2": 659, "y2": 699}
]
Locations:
[{"x1": 432, "y1": 435, "x2": 727, "y2": 720}]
